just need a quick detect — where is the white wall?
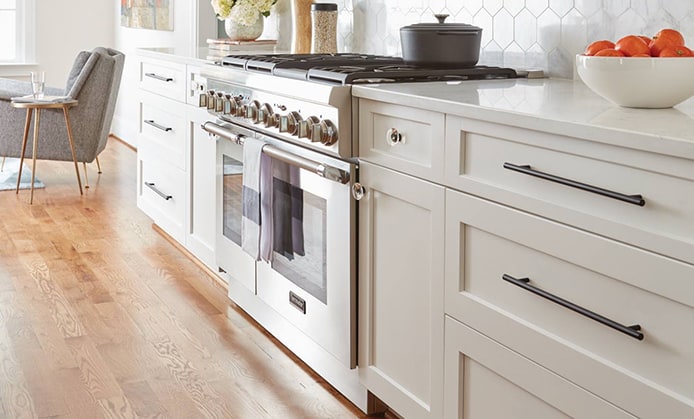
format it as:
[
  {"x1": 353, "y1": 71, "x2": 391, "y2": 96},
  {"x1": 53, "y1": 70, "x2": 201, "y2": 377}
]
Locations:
[{"x1": 4, "y1": 1, "x2": 115, "y2": 85}]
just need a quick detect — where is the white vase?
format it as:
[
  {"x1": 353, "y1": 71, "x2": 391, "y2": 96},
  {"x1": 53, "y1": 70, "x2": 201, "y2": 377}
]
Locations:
[{"x1": 224, "y1": 13, "x2": 264, "y2": 41}]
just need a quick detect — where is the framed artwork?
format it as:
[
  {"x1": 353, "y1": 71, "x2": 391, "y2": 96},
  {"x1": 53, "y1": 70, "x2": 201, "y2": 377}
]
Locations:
[{"x1": 121, "y1": 0, "x2": 173, "y2": 31}]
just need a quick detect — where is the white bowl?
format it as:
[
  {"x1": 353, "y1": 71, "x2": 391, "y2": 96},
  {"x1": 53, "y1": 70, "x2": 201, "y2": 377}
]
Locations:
[{"x1": 576, "y1": 54, "x2": 694, "y2": 108}]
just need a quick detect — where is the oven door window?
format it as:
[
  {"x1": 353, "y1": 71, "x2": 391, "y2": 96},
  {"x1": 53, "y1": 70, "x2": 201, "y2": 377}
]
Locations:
[
  {"x1": 269, "y1": 163, "x2": 328, "y2": 304},
  {"x1": 222, "y1": 154, "x2": 244, "y2": 246}
]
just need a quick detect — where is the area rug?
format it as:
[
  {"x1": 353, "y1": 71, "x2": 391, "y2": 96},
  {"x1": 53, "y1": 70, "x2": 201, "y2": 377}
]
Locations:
[{"x1": 0, "y1": 158, "x2": 45, "y2": 191}]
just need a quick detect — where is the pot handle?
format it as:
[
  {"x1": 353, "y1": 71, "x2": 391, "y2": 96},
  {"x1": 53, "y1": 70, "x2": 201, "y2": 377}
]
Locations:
[{"x1": 434, "y1": 14, "x2": 449, "y2": 23}]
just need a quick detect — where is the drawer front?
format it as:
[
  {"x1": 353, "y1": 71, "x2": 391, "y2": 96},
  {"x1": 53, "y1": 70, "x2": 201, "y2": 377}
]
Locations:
[
  {"x1": 139, "y1": 94, "x2": 187, "y2": 171},
  {"x1": 445, "y1": 190, "x2": 694, "y2": 418},
  {"x1": 137, "y1": 156, "x2": 186, "y2": 242},
  {"x1": 445, "y1": 116, "x2": 694, "y2": 265},
  {"x1": 444, "y1": 317, "x2": 634, "y2": 419},
  {"x1": 139, "y1": 59, "x2": 187, "y2": 102},
  {"x1": 358, "y1": 98, "x2": 445, "y2": 182}
]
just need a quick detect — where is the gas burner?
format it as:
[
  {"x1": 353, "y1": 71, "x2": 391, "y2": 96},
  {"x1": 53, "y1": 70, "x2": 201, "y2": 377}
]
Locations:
[
  {"x1": 219, "y1": 53, "x2": 521, "y2": 85},
  {"x1": 307, "y1": 64, "x2": 519, "y2": 85},
  {"x1": 221, "y1": 53, "x2": 405, "y2": 75}
]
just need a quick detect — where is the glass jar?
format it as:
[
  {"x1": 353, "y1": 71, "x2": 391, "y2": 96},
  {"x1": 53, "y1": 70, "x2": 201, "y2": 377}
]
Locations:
[{"x1": 311, "y1": 3, "x2": 338, "y2": 54}]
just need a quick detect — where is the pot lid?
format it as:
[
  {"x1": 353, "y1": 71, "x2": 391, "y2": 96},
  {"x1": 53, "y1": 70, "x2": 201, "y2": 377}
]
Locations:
[{"x1": 400, "y1": 14, "x2": 482, "y2": 32}]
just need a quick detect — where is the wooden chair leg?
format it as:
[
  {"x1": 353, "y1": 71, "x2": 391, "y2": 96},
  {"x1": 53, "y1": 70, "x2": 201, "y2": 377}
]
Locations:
[
  {"x1": 83, "y1": 162, "x2": 89, "y2": 189},
  {"x1": 96, "y1": 156, "x2": 102, "y2": 174}
]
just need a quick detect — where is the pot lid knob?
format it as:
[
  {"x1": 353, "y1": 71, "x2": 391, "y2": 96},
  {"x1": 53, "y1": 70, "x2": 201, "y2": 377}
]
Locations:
[{"x1": 434, "y1": 14, "x2": 449, "y2": 24}]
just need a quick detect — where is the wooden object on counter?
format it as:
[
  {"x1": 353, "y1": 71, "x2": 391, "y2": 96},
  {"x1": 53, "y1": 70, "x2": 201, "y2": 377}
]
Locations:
[{"x1": 290, "y1": 0, "x2": 313, "y2": 53}]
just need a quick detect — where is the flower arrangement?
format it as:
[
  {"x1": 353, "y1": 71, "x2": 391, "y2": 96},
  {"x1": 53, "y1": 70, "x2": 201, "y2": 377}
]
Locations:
[{"x1": 211, "y1": 0, "x2": 277, "y2": 26}]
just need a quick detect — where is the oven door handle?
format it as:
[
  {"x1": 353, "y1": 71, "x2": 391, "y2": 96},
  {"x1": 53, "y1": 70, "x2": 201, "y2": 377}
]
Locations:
[{"x1": 202, "y1": 121, "x2": 350, "y2": 184}]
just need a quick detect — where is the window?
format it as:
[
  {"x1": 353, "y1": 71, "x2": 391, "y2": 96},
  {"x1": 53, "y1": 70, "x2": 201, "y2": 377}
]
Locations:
[{"x1": 0, "y1": 0, "x2": 35, "y2": 63}]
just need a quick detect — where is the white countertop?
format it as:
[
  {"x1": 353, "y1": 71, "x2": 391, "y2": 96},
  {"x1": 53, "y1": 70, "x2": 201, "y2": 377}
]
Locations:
[{"x1": 353, "y1": 78, "x2": 694, "y2": 160}]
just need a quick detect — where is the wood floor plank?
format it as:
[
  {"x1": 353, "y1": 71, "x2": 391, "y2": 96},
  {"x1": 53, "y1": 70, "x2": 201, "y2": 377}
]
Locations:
[
  {"x1": 0, "y1": 139, "x2": 368, "y2": 419},
  {"x1": 0, "y1": 293, "x2": 38, "y2": 419},
  {"x1": 65, "y1": 336, "x2": 123, "y2": 401}
]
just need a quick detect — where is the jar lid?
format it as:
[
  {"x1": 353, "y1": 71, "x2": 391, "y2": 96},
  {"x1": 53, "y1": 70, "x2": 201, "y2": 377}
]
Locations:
[
  {"x1": 401, "y1": 14, "x2": 482, "y2": 32},
  {"x1": 311, "y1": 3, "x2": 338, "y2": 11}
]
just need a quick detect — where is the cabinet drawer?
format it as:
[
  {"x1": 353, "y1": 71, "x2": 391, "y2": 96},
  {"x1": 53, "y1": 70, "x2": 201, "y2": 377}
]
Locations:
[
  {"x1": 139, "y1": 59, "x2": 187, "y2": 102},
  {"x1": 358, "y1": 99, "x2": 445, "y2": 182},
  {"x1": 444, "y1": 317, "x2": 633, "y2": 419},
  {"x1": 139, "y1": 93, "x2": 187, "y2": 171},
  {"x1": 445, "y1": 116, "x2": 694, "y2": 264},
  {"x1": 445, "y1": 190, "x2": 694, "y2": 418},
  {"x1": 137, "y1": 157, "x2": 186, "y2": 242}
]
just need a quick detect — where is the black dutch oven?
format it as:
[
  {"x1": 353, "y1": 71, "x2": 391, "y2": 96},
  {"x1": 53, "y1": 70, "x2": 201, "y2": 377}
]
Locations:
[{"x1": 400, "y1": 14, "x2": 483, "y2": 67}]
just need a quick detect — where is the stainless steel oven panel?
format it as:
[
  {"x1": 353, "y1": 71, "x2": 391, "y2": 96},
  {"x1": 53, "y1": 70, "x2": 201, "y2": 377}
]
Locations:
[
  {"x1": 255, "y1": 147, "x2": 357, "y2": 369},
  {"x1": 206, "y1": 118, "x2": 357, "y2": 369},
  {"x1": 200, "y1": 66, "x2": 354, "y2": 158},
  {"x1": 214, "y1": 121, "x2": 258, "y2": 292}
]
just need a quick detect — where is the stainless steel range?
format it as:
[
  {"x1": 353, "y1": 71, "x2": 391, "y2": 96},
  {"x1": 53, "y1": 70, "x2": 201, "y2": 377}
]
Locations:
[{"x1": 198, "y1": 53, "x2": 521, "y2": 409}]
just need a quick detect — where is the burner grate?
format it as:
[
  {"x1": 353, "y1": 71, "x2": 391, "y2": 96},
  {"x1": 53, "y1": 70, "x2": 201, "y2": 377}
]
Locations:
[
  {"x1": 307, "y1": 65, "x2": 519, "y2": 85},
  {"x1": 220, "y1": 54, "x2": 520, "y2": 85}
]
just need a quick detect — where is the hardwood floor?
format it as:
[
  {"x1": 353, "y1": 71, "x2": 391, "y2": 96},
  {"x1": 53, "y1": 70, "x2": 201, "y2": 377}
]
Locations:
[{"x1": 0, "y1": 139, "x2": 371, "y2": 418}]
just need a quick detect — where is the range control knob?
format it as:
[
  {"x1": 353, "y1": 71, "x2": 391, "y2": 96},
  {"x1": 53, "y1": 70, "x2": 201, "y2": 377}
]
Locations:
[
  {"x1": 319, "y1": 119, "x2": 339, "y2": 145},
  {"x1": 246, "y1": 100, "x2": 261, "y2": 123},
  {"x1": 280, "y1": 111, "x2": 302, "y2": 135},
  {"x1": 223, "y1": 94, "x2": 237, "y2": 115},
  {"x1": 259, "y1": 103, "x2": 275, "y2": 127},
  {"x1": 206, "y1": 90, "x2": 216, "y2": 110},
  {"x1": 215, "y1": 92, "x2": 225, "y2": 113},
  {"x1": 300, "y1": 116, "x2": 320, "y2": 139}
]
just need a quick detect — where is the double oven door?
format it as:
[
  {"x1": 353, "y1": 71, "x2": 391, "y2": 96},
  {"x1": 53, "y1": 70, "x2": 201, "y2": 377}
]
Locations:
[{"x1": 210, "y1": 119, "x2": 357, "y2": 369}]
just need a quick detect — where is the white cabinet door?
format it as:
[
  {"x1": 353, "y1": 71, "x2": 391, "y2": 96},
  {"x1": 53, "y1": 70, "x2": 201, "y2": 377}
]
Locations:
[
  {"x1": 186, "y1": 106, "x2": 217, "y2": 268},
  {"x1": 358, "y1": 161, "x2": 445, "y2": 419},
  {"x1": 444, "y1": 316, "x2": 635, "y2": 419}
]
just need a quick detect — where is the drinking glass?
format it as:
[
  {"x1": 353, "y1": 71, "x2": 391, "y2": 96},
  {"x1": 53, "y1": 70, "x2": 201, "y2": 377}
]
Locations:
[{"x1": 30, "y1": 71, "x2": 45, "y2": 99}]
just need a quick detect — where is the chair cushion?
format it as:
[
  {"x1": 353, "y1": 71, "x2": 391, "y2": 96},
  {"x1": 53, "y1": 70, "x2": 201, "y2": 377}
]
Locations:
[{"x1": 64, "y1": 51, "x2": 100, "y2": 98}]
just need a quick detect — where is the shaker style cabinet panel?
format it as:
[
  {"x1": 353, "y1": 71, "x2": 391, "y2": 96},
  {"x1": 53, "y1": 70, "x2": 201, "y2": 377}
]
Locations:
[
  {"x1": 139, "y1": 91, "x2": 188, "y2": 171},
  {"x1": 444, "y1": 116, "x2": 694, "y2": 265},
  {"x1": 186, "y1": 106, "x2": 217, "y2": 268},
  {"x1": 358, "y1": 161, "x2": 445, "y2": 419},
  {"x1": 443, "y1": 316, "x2": 635, "y2": 419},
  {"x1": 444, "y1": 189, "x2": 694, "y2": 418},
  {"x1": 358, "y1": 99, "x2": 445, "y2": 183},
  {"x1": 139, "y1": 58, "x2": 187, "y2": 103},
  {"x1": 137, "y1": 154, "x2": 186, "y2": 243}
]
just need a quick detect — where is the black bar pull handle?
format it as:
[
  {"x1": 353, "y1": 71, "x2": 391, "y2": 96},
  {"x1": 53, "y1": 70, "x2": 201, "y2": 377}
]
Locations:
[
  {"x1": 144, "y1": 119, "x2": 173, "y2": 132},
  {"x1": 502, "y1": 274, "x2": 644, "y2": 341},
  {"x1": 144, "y1": 182, "x2": 173, "y2": 201},
  {"x1": 144, "y1": 72, "x2": 174, "y2": 82},
  {"x1": 503, "y1": 162, "x2": 645, "y2": 206}
]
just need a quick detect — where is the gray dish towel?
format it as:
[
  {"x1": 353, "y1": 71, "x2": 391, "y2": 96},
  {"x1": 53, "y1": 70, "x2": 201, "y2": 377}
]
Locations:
[{"x1": 241, "y1": 137, "x2": 271, "y2": 261}]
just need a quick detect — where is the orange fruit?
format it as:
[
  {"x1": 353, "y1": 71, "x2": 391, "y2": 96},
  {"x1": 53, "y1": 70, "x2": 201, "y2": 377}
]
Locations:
[
  {"x1": 637, "y1": 35, "x2": 652, "y2": 45},
  {"x1": 649, "y1": 38, "x2": 672, "y2": 56},
  {"x1": 652, "y1": 28, "x2": 685, "y2": 46},
  {"x1": 594, "y1": 48, "x2": 625, "y2": 57},
  {"x1": 659, "y1": 46, "x2": 694, "y2": 57},
  {"x1": 615, "y1": 35, "x2": 650, "y2": 56},
  {"x1": 584, "y1": 40, "x2": 615, "y2": 56},
  {"x1": 631, "y1": 53, "x2": 651, "y2": 57}
]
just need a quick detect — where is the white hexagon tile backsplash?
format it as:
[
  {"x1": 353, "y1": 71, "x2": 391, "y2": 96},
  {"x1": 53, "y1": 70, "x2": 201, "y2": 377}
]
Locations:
[{"x1": 271, "y1": 0, "x2": 694, "y2": 79}]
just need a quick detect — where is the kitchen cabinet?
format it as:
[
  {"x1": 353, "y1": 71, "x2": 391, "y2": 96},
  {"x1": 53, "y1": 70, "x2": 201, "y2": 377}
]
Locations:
[
  {"x1": 355, "y1": 84, "x2": 694, "y2": 418},
  {"x1": 185, "y1": 106, "x2": 217, "y2": 267},
  {"x1": 136, "y1": 54, "x2": 216, "y2": 268},
  {"x1": 356, "y1": 161, "x2": 445, "y2": 419}
]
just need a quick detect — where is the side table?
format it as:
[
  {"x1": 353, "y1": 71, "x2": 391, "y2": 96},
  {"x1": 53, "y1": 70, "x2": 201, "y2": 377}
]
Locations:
[{"x1": 11, "y1": 99, "x2": 82, "y2": 204}]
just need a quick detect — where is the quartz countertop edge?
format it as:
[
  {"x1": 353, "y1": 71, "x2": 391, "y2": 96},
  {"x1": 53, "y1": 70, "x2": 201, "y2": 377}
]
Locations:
[{"x1": 352, "y1": 78, "x2": 694, "y2": 161}]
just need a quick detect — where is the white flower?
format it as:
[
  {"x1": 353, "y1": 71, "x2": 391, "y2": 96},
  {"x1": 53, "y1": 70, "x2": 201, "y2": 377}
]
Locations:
[{"x1": 211, "y1": 0, "x2": 277, "y2": 24}]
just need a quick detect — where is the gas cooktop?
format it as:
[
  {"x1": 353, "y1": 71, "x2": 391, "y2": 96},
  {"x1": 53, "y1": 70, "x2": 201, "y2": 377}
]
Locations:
[{"x1": 220, "y1": 53, "x2": 520, "y2": 85}]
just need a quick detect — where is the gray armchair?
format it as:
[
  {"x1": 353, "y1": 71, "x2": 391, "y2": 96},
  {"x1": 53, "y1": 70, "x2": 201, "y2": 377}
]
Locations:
[{"x1": 0, "y1": 47, "x2": 124, "y2": 185}]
